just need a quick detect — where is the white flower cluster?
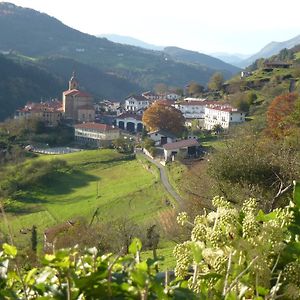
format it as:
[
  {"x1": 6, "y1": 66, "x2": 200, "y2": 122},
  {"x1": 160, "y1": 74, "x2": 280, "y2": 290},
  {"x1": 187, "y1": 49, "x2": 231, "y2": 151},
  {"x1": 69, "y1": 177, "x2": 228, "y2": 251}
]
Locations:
[{"x1": 174, "y1": 196, "x2": 296, "y2": 297}]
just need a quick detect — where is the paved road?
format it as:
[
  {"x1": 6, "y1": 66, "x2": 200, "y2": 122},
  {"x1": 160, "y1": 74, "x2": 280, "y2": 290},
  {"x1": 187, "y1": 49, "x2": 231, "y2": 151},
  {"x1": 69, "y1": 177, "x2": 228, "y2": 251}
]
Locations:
[{"x1": 138, "y1": 152, "x2": 183, "y2": 205}]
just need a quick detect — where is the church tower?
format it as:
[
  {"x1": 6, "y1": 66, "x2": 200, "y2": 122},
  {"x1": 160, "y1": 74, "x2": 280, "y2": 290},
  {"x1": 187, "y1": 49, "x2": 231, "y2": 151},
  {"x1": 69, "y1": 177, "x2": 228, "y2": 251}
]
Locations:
[{"x1": 69, "y1": 71, "x2": 78, "y2": 90}]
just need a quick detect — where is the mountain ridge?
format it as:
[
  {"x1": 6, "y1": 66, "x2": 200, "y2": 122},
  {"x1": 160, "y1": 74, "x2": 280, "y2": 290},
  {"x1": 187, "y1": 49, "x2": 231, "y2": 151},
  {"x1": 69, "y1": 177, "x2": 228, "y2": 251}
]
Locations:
[
  {"x1": 98, "y1": 34, "x2": 164, "y2": 51},
  {"x1": 238, "y1": 34, "x2": 300, "y2": 67}
]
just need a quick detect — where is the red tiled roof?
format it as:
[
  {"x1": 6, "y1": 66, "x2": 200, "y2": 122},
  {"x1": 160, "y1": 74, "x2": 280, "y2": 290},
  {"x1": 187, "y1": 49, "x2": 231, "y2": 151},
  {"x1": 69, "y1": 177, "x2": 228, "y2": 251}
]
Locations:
[
  {"x1": 17, "y1": 100, "x2": 63, "y2": 113},
  {"x1": 125, "y1": 94, "x2": 148, "y2": 101},
  {"x1": 74, "y1": 122, "x2": 118, "y2": 131},
  {"x1": 163, "y1": 139, "x2": 199, "y2": 150},
  {"x1": 116, "y1": 113, "x2": 142, "y2": 121},
  {"x1": 178, "y1": 100, "x2": 220, "y2": 106},
  {"x1": 63, "y1": 89, "x2": 92, "y2": 98},
  {"x1": 206, "y1": 104, "x2": 240, "y2": 112}
]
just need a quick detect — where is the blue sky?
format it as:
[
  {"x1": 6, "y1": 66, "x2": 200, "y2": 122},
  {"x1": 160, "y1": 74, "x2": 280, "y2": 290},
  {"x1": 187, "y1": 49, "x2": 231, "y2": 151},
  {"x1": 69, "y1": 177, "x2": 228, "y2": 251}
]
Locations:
[{"x1": 8, "y1": 0, "x2": 300, "y2": 55}]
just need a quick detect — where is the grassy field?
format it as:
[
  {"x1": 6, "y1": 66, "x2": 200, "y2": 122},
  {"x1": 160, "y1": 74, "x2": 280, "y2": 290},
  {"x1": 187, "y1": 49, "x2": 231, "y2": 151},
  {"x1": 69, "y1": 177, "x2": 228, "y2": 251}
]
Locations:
[{"x1": 1, "y1": 149, "x2": 174, "y2": 248}]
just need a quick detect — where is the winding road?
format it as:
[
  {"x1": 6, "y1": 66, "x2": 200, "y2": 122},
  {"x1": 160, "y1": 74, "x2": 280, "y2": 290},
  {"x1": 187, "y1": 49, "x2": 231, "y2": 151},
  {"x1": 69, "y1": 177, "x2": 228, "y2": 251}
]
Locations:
[{"x1": 138, "y1": 151, "x2": 183, "y2": 205}]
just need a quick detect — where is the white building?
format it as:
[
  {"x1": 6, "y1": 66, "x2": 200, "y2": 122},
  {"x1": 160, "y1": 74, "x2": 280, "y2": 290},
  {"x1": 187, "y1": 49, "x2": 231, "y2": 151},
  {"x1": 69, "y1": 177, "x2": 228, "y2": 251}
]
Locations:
[
  {"x1": 175, "y1": 100, "x2": 220, "y2": 118},
  {"x1": 166, "y1": 93, "x2": 181, "y2": 101},
  {"x1": 148, "y1": 130, "x2": 177, "y2": 146},
  {"x1": 115, "y1": 113, "x2": 144, "y2": 132},
  {"x1": 74, "y1": 123, "x2": 120, "y2": 147},
  {"x1": 174, "y1": 101, "x2": 207, "y2": 119},
  {"x1": 163, "y1": 139, "x2": 200, "y2": 162},
  {"x1": 125, "y1": 95, "x2": 150, "y2": 112},
  {"x1": 204, "y1": 104, "x2": 245, "y2": 130}
]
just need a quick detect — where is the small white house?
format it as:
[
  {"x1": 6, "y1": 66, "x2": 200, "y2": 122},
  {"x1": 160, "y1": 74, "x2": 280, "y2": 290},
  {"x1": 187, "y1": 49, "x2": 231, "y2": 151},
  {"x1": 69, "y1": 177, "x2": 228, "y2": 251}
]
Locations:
[
  {"x1": 125, "y1": 95, "x2": 150, "y2": 112},
  {"x1": 148, "y1": 130, "x2": 177, "y2": 146},
  {"x1": 204, "y1": 104, "x2": 245, "y2": 130},
  {"x1": 163, "y1": 139, "x2": 200, "y2": 162}
]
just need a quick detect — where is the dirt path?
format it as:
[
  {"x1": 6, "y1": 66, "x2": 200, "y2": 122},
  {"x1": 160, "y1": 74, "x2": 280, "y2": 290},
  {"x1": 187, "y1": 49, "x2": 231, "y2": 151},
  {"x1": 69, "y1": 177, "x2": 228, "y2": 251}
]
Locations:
[{"x1": 138, "y1": 151, "x2": 183, "y2": 205}]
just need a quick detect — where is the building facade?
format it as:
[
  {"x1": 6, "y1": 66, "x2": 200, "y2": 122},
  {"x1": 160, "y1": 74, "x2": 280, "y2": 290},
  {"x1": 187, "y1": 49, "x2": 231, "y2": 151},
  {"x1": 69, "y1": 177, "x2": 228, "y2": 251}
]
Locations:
[
  {"x1": 204, "y1": 104, "x2": 245, "y2": 130},
  {"x1": 115, "y1": 113, "x2": 143, "y2": 132},
  {"x1": 63, "y1": 72, "x2": 95, "y2": 122},
  {"x1": 125, "y1": 95, "x2": 150, "y2": 112},
  {"x1": 15, "y1": 100, "x2": 63, "y2": 126},
  {"x1": 74, "y1": 122, "x2": 120, "y2": 147}
]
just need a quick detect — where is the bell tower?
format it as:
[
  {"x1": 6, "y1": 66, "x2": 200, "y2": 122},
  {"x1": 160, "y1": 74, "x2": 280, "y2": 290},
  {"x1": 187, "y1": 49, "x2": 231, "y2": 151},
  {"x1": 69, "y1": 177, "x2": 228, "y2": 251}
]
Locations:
[{"x1": 69, "y1": 71, "x2": 78, "y2": 90}]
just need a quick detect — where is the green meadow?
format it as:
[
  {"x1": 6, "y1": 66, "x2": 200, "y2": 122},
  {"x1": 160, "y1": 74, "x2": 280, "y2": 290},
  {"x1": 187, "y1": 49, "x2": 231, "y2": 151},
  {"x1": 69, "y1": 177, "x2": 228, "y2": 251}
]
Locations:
[{"x1": 1, "y1": 149, "x2": 174, "y2": 247}]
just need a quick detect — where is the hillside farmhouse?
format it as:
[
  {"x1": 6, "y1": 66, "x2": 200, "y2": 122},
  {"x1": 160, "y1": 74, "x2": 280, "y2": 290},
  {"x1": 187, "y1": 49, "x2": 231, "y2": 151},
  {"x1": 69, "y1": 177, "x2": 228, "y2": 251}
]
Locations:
[
  {"x1": 148, "y1": 130, "x2": 177, "y2": 146},
  {"x1": 163, "y1": 139, "x2": 200, "y2": 162}
]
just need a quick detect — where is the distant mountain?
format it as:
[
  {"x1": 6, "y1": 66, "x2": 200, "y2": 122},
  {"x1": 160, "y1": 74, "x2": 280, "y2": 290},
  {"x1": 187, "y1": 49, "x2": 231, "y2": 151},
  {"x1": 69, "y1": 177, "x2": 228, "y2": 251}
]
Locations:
[
  {"x1": 239, "y1": 34, "x2": 300, "y2": 68},
  {"x1": 0, "y1": 54, "x2": 64, "y2": 121},
  {"x1": 210, "y1": 52, "x2": 250, "y2": 67},
  {"x1": 0, "y1": 2, "x2": 238, "y2": 90},
  {"x1": 164, "y1": 47, "x2": 240, "y2": 74},
  {"x1": 98, "y1": 34, "x2": 164, "y2": 51}
]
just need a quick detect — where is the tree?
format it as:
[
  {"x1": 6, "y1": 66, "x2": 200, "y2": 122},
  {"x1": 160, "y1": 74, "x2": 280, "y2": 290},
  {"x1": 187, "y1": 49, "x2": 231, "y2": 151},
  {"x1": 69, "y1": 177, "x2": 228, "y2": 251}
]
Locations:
[
  {"x1": 267, "y1": 93, "x2": 299, "y2": 138},
  {"x1": 208, "y1": 135, "x2": 300, "y2": 210},
  {"x1": 247, "y1": 91, "x2": 257, "y2": 104},
  {"x1": 142, "y1": 102, "x2": 185, "y2": 136},
  {"x1": 112, "y1": 137, "x2": 133, "y2": 153},
  {"x1": 187, "y1": 81, "x2": 204, "y2": 97},
  {"x1": 154, "y1": 83, "x2": 168, "y2": 94},
  {"x1": 212, "y1": 124, "x2": 223, "y2": 134},
  {"x1": 208, "y1": 72, "x2": 224, "y2": 91}
]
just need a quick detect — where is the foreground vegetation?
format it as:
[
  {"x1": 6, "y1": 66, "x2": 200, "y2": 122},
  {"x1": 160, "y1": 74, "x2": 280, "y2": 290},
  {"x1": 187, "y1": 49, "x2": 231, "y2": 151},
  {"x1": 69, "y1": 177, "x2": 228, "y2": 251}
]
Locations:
[{"x1": 1, "y1": 184, "x2": 300, "y2": 299}]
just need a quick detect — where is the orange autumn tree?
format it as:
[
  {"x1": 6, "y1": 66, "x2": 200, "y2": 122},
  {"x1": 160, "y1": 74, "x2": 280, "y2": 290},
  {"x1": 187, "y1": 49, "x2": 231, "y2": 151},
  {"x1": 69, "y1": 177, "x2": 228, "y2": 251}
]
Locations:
[
  {"x1": 267, "y1": 93, "x2": 300, "y2": 138},
  {"x1": 142, "y1": 102, "x2": 185, "y2": 136}
]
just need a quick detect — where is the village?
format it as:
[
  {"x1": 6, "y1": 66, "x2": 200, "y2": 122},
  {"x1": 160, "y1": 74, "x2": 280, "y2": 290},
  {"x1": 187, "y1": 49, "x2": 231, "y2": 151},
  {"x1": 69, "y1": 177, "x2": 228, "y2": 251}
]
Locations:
[{"x1": 14, "y1": 72, "x2": 246, "y2": 164}]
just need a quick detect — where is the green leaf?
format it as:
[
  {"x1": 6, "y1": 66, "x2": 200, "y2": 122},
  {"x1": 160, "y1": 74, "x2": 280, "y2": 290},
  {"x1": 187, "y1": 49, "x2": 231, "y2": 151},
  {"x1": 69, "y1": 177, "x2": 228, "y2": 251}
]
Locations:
[
  {"x1": 257, "y1": 286, "x2": 269, "y2": 296},
  {"x1": 24, "y1": 267, "x2": 37, "y2": 284},
  {"x1": 136, "y1": 261, "x2": 148, "y2": 272},
  {"x1": 293, "y1": 181, "x2": 300, "y2": 207},
  {"x1": 130, "y1": 270, "x2": 147, "y2": 287},
  {"x1": 190, "y1": 242, "x2": 203, "y2": 263},
  {"x1": 44, "y1": 254, "x2": 56, "y2": 262},
  {"x1": 256, "y1": 210, "x2": 276, "y2": 222},
  {"x1": 2, "y1": 244, "x2": 17, "y2": 257},
  {"x1": 129, "y1": 238, "x2": 142, "y2": 255}
]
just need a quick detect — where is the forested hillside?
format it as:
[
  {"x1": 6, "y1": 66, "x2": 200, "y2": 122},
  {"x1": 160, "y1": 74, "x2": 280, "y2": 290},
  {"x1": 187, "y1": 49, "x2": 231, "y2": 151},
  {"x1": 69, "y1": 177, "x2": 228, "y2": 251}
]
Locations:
[{"x1": 0, "y1": 54, "x2": 64, "y2": 120}]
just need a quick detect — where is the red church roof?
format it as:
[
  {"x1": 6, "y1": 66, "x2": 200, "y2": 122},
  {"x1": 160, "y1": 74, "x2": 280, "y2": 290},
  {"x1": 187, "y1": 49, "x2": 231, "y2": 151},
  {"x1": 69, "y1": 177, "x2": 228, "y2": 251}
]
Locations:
[
  {"x1": 74, "y1": 122, "x2": 118, "y2": 131},
  {"x1": 63, "y1": 89, "x2": 92, "y2": 98}
]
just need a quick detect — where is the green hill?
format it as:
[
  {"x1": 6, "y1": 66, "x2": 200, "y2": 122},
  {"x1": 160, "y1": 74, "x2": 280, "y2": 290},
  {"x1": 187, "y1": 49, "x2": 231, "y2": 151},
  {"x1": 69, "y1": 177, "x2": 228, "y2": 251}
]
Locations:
[
  {"x1": 224, "y1": 46, "x2": 300, "y2": 116},
  {"x1": 164, "y1": 46, "x2": 240, "y2": 74},
  {"x1": 0, "y1": 54, "x2": 64, "y2": 120},
  {"x1": 0, "y1": 2, "x2": 237, "y2": 90}
]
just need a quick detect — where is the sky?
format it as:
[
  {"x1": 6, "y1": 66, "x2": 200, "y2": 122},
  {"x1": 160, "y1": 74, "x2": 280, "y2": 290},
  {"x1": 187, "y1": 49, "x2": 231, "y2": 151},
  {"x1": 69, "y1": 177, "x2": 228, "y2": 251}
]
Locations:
[{"x1": 8, "y1": 0, "x2": 300, "y2": 55}]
